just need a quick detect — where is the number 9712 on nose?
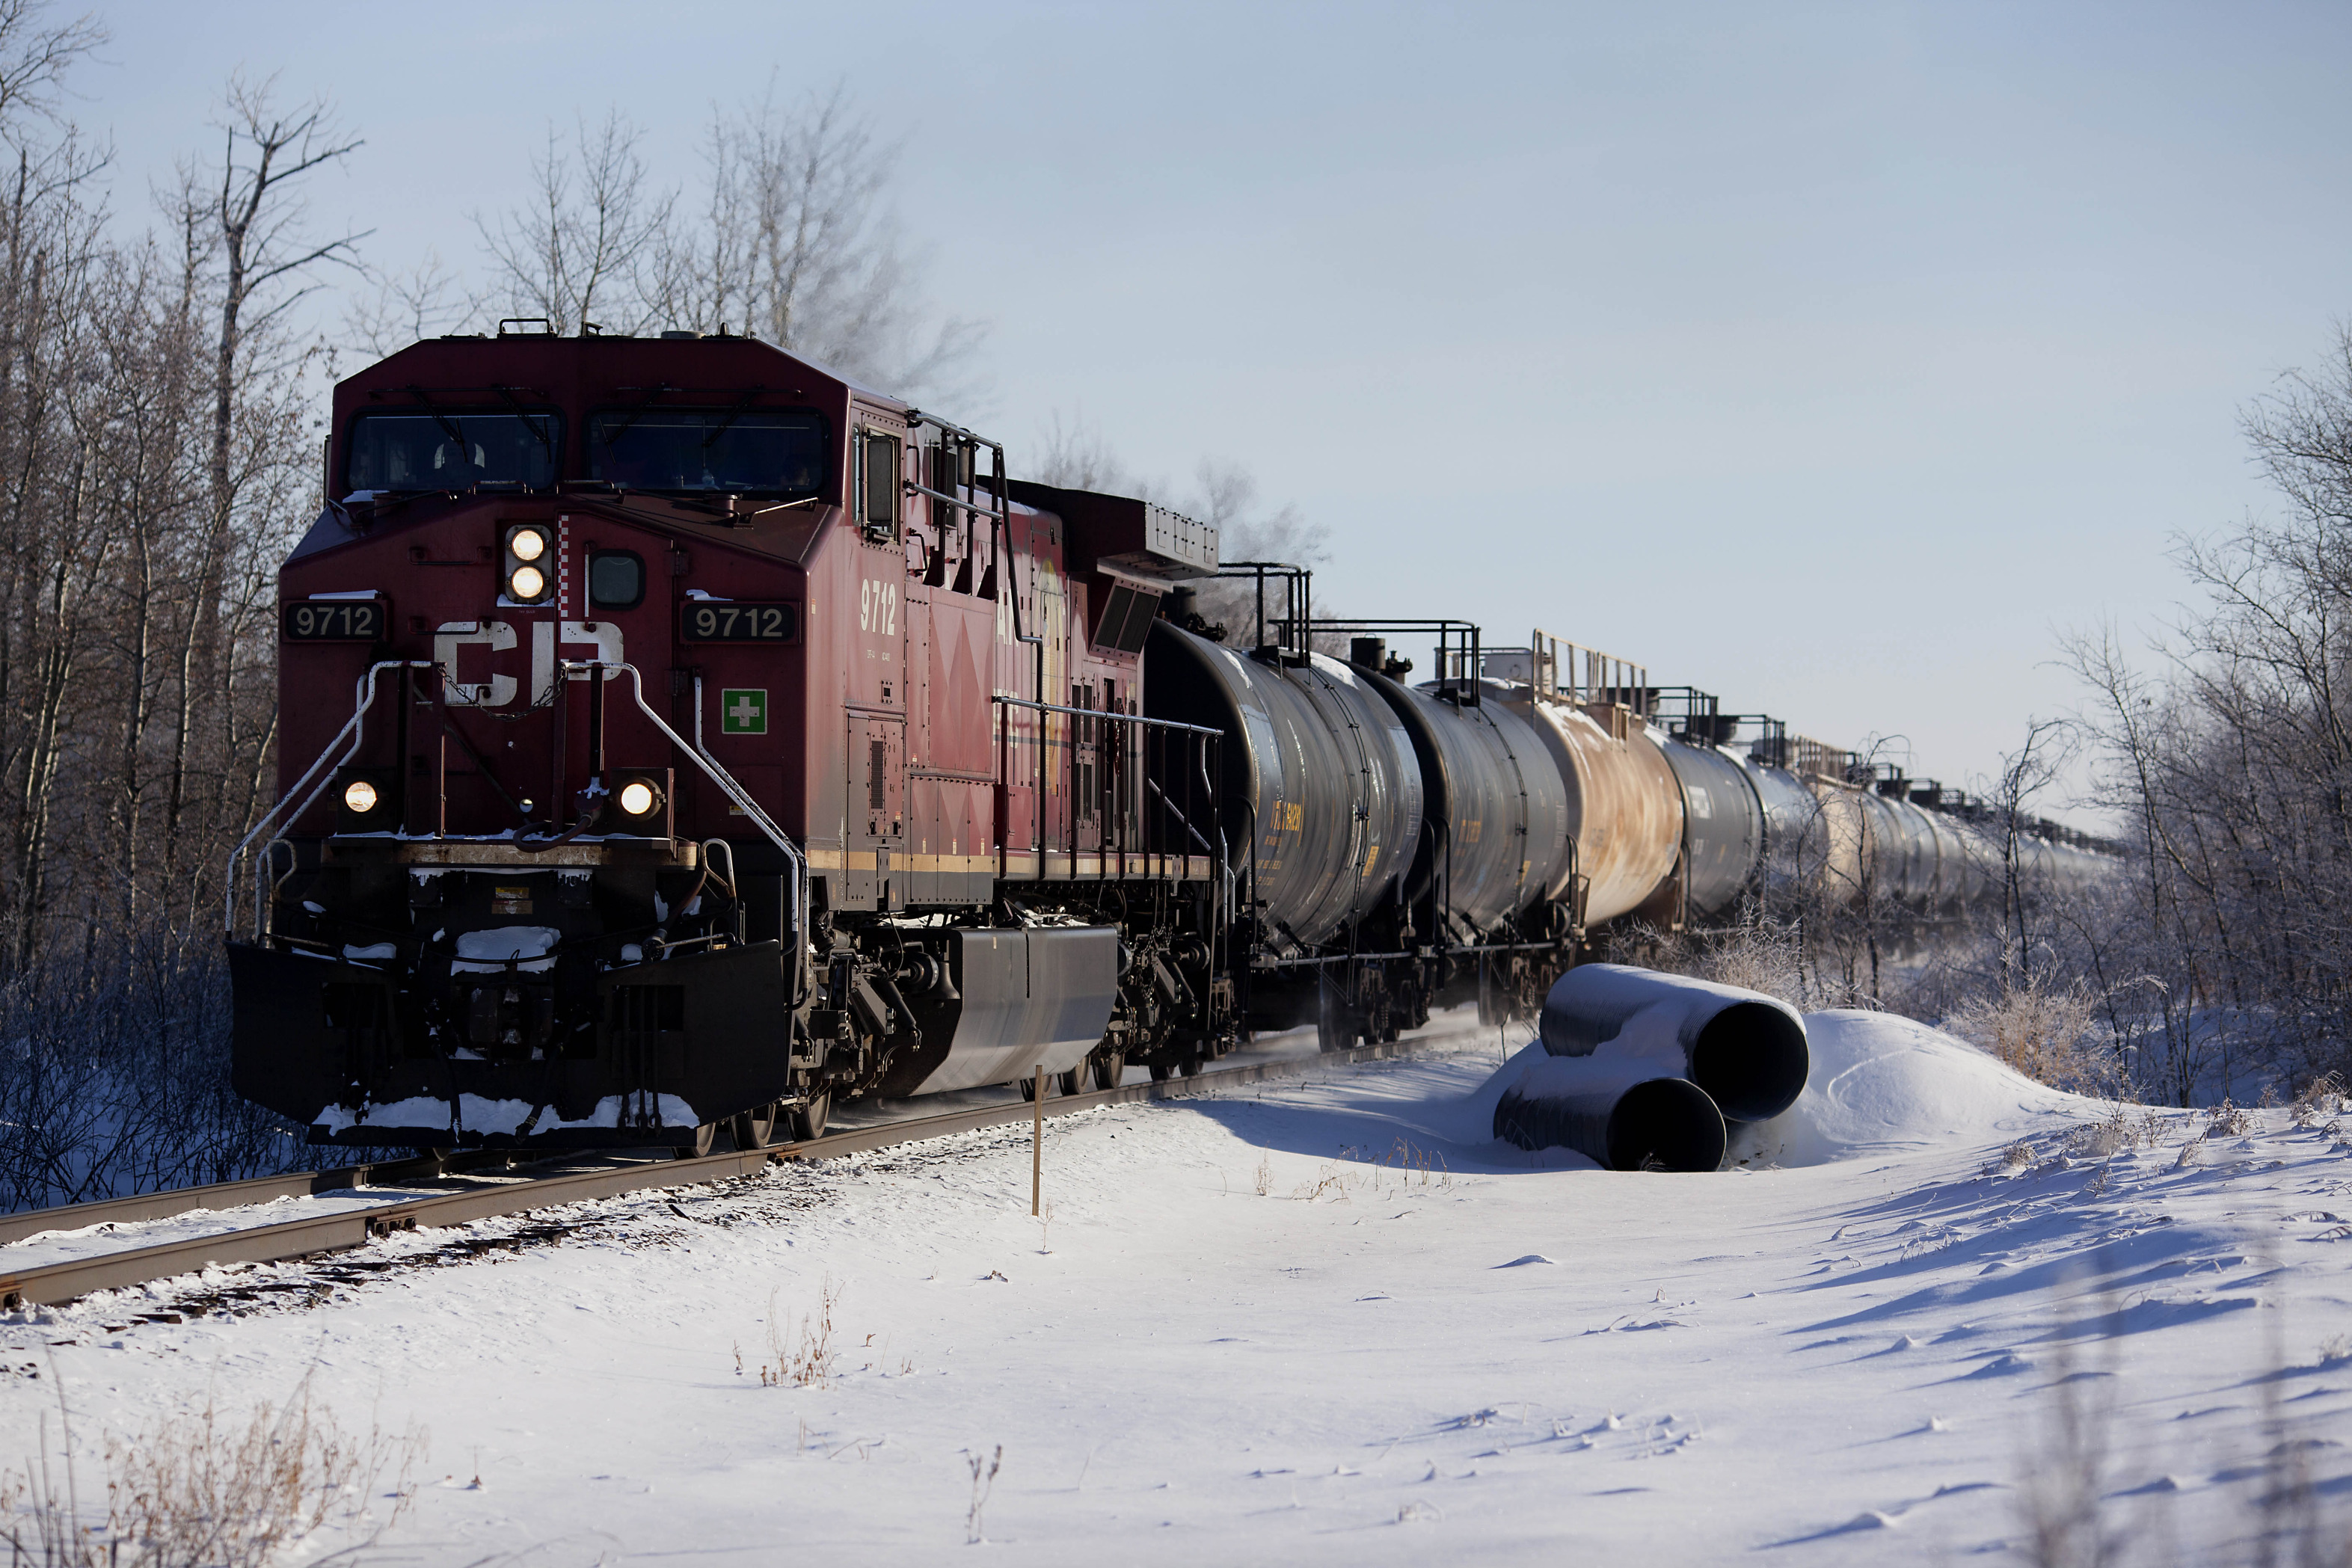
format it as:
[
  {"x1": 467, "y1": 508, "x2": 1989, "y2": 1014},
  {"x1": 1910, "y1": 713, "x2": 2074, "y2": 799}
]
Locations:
[{"x1": 681, "y1": 601, "x2": 799, "y2": 642}]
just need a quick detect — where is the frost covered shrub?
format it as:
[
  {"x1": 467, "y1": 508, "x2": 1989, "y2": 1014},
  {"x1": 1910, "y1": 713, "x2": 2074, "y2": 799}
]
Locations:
[
  {"x1": 1691, "y1": 914, "x2": 1807, "y2": 1008},
  {"x1": 0, "y1": 934, "x2": 316, "y2": 1214},
  {"x1": 1945, "y1": 978, "x2": 2113, "y2": 1096}
]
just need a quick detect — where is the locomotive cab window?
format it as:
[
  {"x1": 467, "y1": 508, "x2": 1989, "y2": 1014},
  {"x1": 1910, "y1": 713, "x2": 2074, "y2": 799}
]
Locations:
[
  {"x1": 858, "y1": 429, "x2": 901, "y2": 539},
  {"x1": 588, "y1": 408, "x2": 827, "y2": 494},
  {"x1": 589, "y1": 551, "x2": 644, "y2": 609},
  {"x1": 344, "y1": 411, "x2": 559, "y2": 494}
]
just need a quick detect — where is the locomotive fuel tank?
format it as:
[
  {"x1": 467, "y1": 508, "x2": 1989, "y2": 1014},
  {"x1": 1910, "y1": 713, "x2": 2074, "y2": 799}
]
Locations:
[
  {"x1": 1496, "y1": 685, "x2": 1683, "y2": 926},
  {"x1": 1657, "y1": 739, "x2": 1767, "y2": 923},
  {"x1": 1143, "y1": 623, "x2": 1419, "y2": 949},
  {"x1": 1343, "y1": 668, "x2": 1570, "y2": 938}
]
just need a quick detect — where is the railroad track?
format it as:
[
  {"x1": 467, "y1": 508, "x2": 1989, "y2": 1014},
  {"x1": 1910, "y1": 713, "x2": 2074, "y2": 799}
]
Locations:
[{"x1": 0, "y1": 1036, "x2": 1452, "y2": 1312}]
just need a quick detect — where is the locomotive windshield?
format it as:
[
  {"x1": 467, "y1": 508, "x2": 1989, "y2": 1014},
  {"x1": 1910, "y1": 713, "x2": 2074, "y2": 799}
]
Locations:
[
  {"x1": 344, "y1": 411, "x2": 559, "y2": 493},
  {"x1": 589, "y1": 408, "x2": 827, "y2": 494}
]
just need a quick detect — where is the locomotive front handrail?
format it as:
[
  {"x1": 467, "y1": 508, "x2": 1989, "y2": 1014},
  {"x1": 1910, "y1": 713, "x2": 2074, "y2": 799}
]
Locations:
[
  {"x1": 225, "y1": 659, "x2": 432, "y2": 936},
  {"x1": 684, "y1": 671, "x2": 810, "y2": 1005}
]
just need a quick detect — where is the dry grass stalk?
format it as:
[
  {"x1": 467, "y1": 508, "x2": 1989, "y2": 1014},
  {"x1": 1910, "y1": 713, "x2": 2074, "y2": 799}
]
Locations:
[
  {"x1": 0, "y1": 1373, "x2": 423, "y2": 1568},
  {"x1": 965, "y1": 1445, "x2": 1001, "y2": 1543},
  {"x1": 1290, "y1": 1163, "x2": 1354, "y2": 1204},
  {"x1": 758, "y1": 1277, "x2": 841, "y2": 1389},
  {"x1": 2291, "y1": 1072, "x2": 2345, "y2": 1129},
  {"x1": 2206, "y1": 1100, "x2": 2252, "y2": 1138}
]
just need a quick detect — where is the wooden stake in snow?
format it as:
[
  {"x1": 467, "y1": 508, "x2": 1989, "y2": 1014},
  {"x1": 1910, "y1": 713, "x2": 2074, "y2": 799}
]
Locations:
[{"x1": 1032, "y1": 1064, "x2": 1045, "y2": 1216}]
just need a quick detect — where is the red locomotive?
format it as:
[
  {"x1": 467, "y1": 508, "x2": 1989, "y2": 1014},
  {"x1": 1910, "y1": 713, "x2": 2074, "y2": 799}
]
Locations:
[{"x1": 231, "y1": 326, "x2": 1229, "y2": 1152}]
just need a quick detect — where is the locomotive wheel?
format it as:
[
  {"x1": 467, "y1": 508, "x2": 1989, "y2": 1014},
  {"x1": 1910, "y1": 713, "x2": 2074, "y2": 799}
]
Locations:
[
  {"x1": 731, "y1": 1102, "x2": 777, "y2": 1151},
  {"x1": 1093, "y1": 1052, "x2": 1126, "y2": 1091},
  {"x1": 1148, "y1": 1060, "x2": 1176, "y2": 1082},
  {"x1": 791, "y1": 1091, "x2": 830, "y2": 1142},
  {"x1": 1178, "y1": 1053, "x2": 1202, "y2": 1077},
  {"x1": 1058, "y1": 1063, "x2": 1088, "y2": 1097}
]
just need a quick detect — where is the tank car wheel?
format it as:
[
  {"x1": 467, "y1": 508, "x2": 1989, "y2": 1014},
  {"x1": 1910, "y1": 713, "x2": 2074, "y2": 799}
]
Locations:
[
  {"x1": 682, "y1": 1122, "x2": 718, "y2": 1158},
  {"x1": 1093, "y1": 1052, "x2": 1126, "y2": 1091},
  {"x1": 1058, "y1": 1062, "x2": 1089, "y2": 1097},
  {"x1": 1019, "y1": 1073, "x2": 1040, "y2": 1101},
  {"x1": 731, "y1": 1102, "x2": 778, "y2": 1151},
  {"x1": 791, "y1": 1091, "x2": 830, "y2": 1142},
  {"x1": 1148, "y1": 1060, "x2": 1176, "y2": 1083}
]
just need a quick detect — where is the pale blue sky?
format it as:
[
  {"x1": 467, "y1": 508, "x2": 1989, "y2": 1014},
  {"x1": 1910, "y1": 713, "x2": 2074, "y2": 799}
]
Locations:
[{"x1": 89, "y1": 1, "x2": 2352, "y2": 824}]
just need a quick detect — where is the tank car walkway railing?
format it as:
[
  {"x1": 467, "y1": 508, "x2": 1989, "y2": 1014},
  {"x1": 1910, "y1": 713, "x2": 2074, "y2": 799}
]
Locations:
[{"x1": 989, "y1": 694, "x2": 1220, "y2": 885}]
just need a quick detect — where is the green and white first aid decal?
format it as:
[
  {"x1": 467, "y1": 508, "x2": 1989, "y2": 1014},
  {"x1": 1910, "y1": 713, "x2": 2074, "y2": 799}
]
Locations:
[{"x1": 720, "y1": 688, "x2": 768, "y2": 735}]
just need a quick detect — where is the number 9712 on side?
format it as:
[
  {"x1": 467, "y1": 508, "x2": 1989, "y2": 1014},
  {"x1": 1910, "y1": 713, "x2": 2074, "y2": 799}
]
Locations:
[
  {"x1": 681, "y1": 602, "x2": 799, "y2": 642},
  {"x1": 282, "y1": 599, "x2": 384, "y2": 641}
]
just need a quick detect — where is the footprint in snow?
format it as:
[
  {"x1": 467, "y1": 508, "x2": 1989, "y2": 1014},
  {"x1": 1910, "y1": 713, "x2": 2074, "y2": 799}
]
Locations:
[{"x1": 1494, "y1": 1254, "x2": 1557, "y2": 1267}]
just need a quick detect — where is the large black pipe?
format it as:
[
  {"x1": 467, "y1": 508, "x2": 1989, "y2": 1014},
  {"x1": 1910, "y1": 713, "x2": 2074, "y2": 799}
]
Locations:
[
  {"x1": 1493, "y1": 1061, "x2": 1726, "y2": 1172},
  {"x1": 1538, "y1": 964, "x2": 1808, "y2": 1123}
]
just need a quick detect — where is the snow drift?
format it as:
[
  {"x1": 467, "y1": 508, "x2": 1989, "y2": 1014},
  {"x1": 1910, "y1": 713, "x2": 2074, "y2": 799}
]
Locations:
[{"x1": 1733, "y1": 1008, "x2": 2084, "y2": 1166}]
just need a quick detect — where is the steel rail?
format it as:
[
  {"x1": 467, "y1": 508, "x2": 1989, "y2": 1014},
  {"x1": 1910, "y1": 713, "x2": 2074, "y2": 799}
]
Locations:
[
  {"x1": 0, "y1": 1151, "x2": 523, "y2": 1248},
  {"x1": 0, "y1": 1036, "x2": 1446, "y2": 1312}
]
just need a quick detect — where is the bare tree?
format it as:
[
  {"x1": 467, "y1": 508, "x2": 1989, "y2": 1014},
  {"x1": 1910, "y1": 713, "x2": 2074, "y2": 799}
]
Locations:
[
  {"x1": 2060, "y1": 321, "x2": 2352, "y2": 1099},
  {"x1": 1989, "y1": 717, "x2": 2077, "y2": 990},
  {"x1": 476, "y1": 111, "x2": 674, "y2": 336},
  {"x1": 646, "y1": 82, "x2": 983, "y2": 399},
  {"x1": 1031, "y1": 409, "x2": 1136, "y2": 494},
  {"x1": 343, "y1": 249, "x2": 467, "y2": 357}
]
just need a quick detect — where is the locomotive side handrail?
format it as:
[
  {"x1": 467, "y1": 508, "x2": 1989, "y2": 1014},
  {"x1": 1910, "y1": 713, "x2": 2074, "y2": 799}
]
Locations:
[{"x1": 989, "y1": 694, "x2": 1221, "y2": 880}]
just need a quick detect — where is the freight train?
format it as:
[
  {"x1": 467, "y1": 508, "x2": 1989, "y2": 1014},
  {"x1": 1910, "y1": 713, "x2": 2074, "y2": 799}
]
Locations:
[{"x1": 226, "y1": 328, "x2": 2108, "y2": 1153}]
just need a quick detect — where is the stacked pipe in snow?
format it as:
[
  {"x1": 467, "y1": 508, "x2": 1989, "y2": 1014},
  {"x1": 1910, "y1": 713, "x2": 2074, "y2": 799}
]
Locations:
[{"x1": 1493, "y1": 965, "x2": 1811, "y2": 1171}]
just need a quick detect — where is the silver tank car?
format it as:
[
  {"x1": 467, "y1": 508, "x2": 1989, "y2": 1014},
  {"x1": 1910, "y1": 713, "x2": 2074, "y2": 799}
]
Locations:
[
  {"x1": 1656, "y1": 737, "x2": 1767, "y2": 923},
  {"x1": 1143, "y1": 623, "x2": 1419, "y2": 948},
  {"x1": 1345, "y1": 668, "x2": 1571, "y2": 939}
]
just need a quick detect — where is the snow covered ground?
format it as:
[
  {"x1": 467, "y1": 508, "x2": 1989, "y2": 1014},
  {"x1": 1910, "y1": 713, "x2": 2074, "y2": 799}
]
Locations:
[{"x1": 4, "y1": 1006, "x2": 2351, "y2": 1564}]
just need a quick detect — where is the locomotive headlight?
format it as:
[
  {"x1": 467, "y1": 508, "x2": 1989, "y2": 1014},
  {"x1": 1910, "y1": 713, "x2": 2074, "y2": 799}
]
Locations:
[
  {"x1": 604, "y1": 770, "x2": 670, "y2": 831},
  {"x1": 501, "y1": 524, "x2": 555, "y2": 604},
  {"x1": 334, "y1": 766, "x2": 397, "y2": 831}
]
